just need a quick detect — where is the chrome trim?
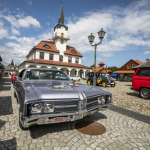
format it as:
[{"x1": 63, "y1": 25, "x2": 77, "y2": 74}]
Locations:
[
  {"x1": 21, "y1": 104, "x2": 111, "y2": 128},
  {"x1": 87, "y1": 100, "x2": 98, "y2": 105},
  {"x1": 55, "y1": 105, "x2": 77, "y2": 108}
]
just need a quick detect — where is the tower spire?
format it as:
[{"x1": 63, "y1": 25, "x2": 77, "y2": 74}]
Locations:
[{"x1": 58, "y1": 5, "x2": 64, "y2": 25}]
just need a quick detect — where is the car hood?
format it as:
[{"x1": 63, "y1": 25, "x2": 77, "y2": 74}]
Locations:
[{"x1": 23, "y1": 80, "x2": 111, "y2": 100}]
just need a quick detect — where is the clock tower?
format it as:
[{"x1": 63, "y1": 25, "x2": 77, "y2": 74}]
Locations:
[{"x1": 52, "y1": 5, "x2": 70, "y2": 55}]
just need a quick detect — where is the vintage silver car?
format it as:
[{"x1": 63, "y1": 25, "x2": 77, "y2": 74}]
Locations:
[{"x1": 13, "y1": 68, "x2": 112, "y2": 130}]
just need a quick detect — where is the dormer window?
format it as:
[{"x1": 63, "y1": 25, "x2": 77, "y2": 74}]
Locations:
[
  {"x1": 76, "y1": 58, "x2": 79, "y2": 64},
  {"x1": 71, "y1": 49, "x2": 76, "y2": 54},
  {"x1": 43, "y1": 44, "x2": 50, "y2": 49}
]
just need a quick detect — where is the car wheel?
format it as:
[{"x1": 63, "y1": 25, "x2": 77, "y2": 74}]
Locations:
[
  {"x1": 102, "y1": 82, "x2": 107, "y2": 87},
  {"x1": 87, "y1": 80, "x2": 91, "y2": 85},
  {"x1": 140, "y1": 88, "x2": 150, "y2": 99}
]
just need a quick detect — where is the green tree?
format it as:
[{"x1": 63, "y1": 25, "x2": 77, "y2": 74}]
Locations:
[
  {"x1": 107, "y1": 66, "x2": 119, "y2": 72},
  {"x1": 90, "y1": 64, "x2": 95, "y2": 67}
]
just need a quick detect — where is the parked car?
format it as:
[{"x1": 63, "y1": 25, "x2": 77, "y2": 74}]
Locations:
[
  {"x1": 131, "y1": 67, "x2": 150, "y2": 99},
  {"x1": 69, "y1": 75, "x2": 80, "y2": 81},
  {"x1": 13, "y1": 68, "x2": 112, "y2": 130},
  {"x1": 11, "y1": 72, "x2": 19, "y2": 84},
  {"x1": 87, "y1": 72, "x2": 115, "y2": 87}
]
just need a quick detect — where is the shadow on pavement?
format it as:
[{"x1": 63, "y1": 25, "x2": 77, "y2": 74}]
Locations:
[
  {"x1": 0, "y1": 77, "x2": 11, "y2": 91},
  {"x1": 126, "y1": 92, "x2": 141, "y2": 98},
  {"x1": 29, "y1": 111, "x2": 107, "y2": 139},
  {"x1": 0, "y1": 96, "x2": 13, "y2": 116},
  {"x1": 0, "y1": 137, "x2": 17, "y2": 150},
  {"x1": 0, "y1": 120, "x2": 5, "y2": 130}
]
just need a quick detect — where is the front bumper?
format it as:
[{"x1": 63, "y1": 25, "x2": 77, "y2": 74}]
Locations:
[{"x1": 20, "y1": 104, "x2": 111, "y2": 128}]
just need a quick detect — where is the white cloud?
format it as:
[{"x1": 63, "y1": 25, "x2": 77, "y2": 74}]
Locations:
[
  {"x1": 11, "y1": 27, "x2": 20, "y2": 35},
  {"x1": 144, "y1": 51, "x2": 150, "y2": 55},
  {"x1": 4, "y1": 15, "x2": 41, "y2": 28},
  {"x1": 66, "y1": 0, "x2": 150, "y2": 54},
  {"x1": 25, "y1": 0, "x2": 32, "y2": 5},
  {"x1": 47, "y1": 22, "x2": 49, "y2": 26},
  {"x1": 101, "y1": 53, "x2": 115, "y2": 57},
  {"x1": 17, "y1": 8, "x2": 20, "y2": 11}
]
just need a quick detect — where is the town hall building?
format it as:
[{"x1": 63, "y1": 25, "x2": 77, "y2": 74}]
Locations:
[{"x1": 18, "y1": 5, "x2": 92, "y2": 78}]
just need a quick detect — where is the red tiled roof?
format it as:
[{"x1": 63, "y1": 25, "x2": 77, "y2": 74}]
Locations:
[
  {"x1": 35, "y1": 41, "x2": 59, "y2": 53},
  {"x1": 92, "y1": 67, "x2": 105, "y2": 72},
  {"x1": 98, "y1": 62, "x2": 105, "y2": 65},
  {"x1": 64, "y1": 46, "x2": 83, "y2": 57},
  {"x1": 25, "y1": 59, "x2": 91, "y2": 69},
  {"x1": 132, "y1": 59, "x2": 143, "y2": 65},
  {"x1": 101, "y1": 70, "x2": 112, "y2": 73},
  {"x1": 113, "y1": 70, "x2": 135, "y2": 74},
  {"x1": 86, "y1": 70, "x2": 90, "y2": 74}
]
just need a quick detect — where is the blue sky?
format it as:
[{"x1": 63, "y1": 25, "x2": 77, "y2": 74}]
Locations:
[{"x1": 0, "y1": 0, "x2": 150, "y2": 68}]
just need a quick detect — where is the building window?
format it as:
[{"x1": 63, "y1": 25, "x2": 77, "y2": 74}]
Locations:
[
  {"x1": 132, "y1": 64, "x2": 135, "y2": 68},
  {"x1": 71, "y1": 49, "x2": 76, "y2": 54},
  {"x1": 127, "y1": 65, "x2": 131, "y2": 69},
  {"x1": 76, "y1": 58, "x2": 79, "y2": 64},
  {"x1": 68, "y1": 56, "x2": 72, "y2": 63},
  {"x1": 61, "y1": 39, "x2": 64, "y2": 44},
  {"x1": 40, "y1": 52, "x2": 44, "y2": 59},
  {"x1": 61, "y1": 33, "x2": 64, "y2": 37},
  {"x1": 43, "y1": 44, "x2": 50, "y2": 49},
  {"x1": 49, "y1": 53, "x2": 54, "y2": 60},
  {"x1": 59, "y1": 55, "x2": 63, "y2": 62}
]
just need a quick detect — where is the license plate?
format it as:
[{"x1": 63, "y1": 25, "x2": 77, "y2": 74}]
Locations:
[
  {"x1": 45, "y1": 117, "x2": 71, "y2": 124},
  {"x1": 111, "y1": 83, "x2": 114, "y2": 84}
]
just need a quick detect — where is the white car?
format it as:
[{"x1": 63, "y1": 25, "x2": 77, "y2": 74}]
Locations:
[{"x1": 69, "y1": 75, "x2": 80, "y2": 81}]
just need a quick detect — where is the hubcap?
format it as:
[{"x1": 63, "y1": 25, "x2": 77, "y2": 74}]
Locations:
[
  {"x1": 141, "y1": 90, "x2": 149, "y2": 98},
  {"x1": 102, "y1": 82, "x2": 106, "y2": 87},
  {"x1": 88, "y1": 81, "x2": 90, "y2": 85}
]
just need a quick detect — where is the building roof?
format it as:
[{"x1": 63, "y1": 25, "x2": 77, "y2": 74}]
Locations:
[
  {"x1": 25, "y1": 59, "x2": 91, "y2": 69},
  {"x1": 58, "y1": 5, "x2": 64, "y2": 25},
  {"x1": 98, "y1": 62, "x2": 105, "y2": 65},
  {"x1": 101, "y1": 70, "x2": 112, "y2": 73},
  {"x1": 92, "y1": 67, "x2": 105, "y2": 72},
  {"x1": 5, "y1": 65, "x2": 18, "y2": 71},
  {"x1": 65, "y1": 46, "x2": 83, "y2": 57},
  {"x1": 26, "y1": 41, "x2": 83, "y2": 58},
  {"x1": 113, "y1": 70, "x2": 135, "y2": 74},
  {"x1": 132, "y1": 60, "x2": 150, "y2": 69},
  {"x1": 118, "y1": 59, "x2": 143, "y2": 71}
]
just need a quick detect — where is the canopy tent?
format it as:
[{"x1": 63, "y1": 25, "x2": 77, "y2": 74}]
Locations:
[{"x1": 110, "y1": 73, "x2": 119, "y2": 77}]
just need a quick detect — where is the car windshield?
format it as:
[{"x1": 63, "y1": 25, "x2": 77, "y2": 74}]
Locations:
[{"x1": 23, "y1": 69, "x2": 70, "y2": 80}]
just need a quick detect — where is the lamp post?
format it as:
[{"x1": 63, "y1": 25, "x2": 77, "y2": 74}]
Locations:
[
  {"x1": 88, "y1": 28, "x2": 106, "y2": 86},
  {"x1": 35, "y1": 61, "x2": 37, "y2": 68}
]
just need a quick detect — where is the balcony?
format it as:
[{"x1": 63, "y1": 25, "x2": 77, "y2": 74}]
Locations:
[{"x1": 52, "y1": 33, "x2": 70, "y2": 41}]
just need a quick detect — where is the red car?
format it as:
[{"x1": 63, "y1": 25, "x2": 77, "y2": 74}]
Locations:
[
  {"x1": 11, "y1": 72, "x2": 19, "y2": 84},
  {"x1": 131, "y1": 67, "x2": 150, "y2": 99}
]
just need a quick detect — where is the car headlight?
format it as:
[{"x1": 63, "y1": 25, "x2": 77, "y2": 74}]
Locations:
[
  {"x1": 78, "y1": 100, "x2": 87, "y2": 110},
  {"x1": 106, "y1": 95, "x2": 111, "y2": 103},
  {"x1": 98, "y1": 95, "x2": 106, "y2": 105},
  {"x1": 44, "y1": 103, "x2": 54, "y2": 112},
  {"x1": 32, "y1": 103, "x2": 42, "y2": 113}
]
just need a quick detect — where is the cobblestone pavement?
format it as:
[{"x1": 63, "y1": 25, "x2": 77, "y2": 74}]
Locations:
[
  {"x1": 0, "y1": 77, "x2": 150, "y2": 150},
  {"x1": 78, "y1": 79, "x2": 150, "y2": 117}
]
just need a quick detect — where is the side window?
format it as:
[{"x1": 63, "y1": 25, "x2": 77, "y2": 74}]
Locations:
[
  {"x1": 136, "y1": 69, "x2": 150, "y2": 77},
  {"x1": 19, "y1": 69, "x2": 25, "y2": 79},
  {"x1": 40, "y1": 52, "x2": 44, "y2": 59}
]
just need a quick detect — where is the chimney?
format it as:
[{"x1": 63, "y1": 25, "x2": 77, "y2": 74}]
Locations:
[{"x1": 146, "y1": 58, "x2": 149, "y2": 62}]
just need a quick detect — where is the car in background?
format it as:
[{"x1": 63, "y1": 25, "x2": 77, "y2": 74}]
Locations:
[
  {"x1": 11, "y1": 72, "x2": 19, "y2": 84},
  {"x1": 87, "y1": 72, "x2": 115, "y2": 87},
  {"x1": 13, "y1": 68, "x2": 112, "y2": 130},
  {"x1": 69, "y1": 75, "x2": 80, "y2": 81},
  {"x1": 131, "y1": 67, "x2": 150, "y2": 99}
]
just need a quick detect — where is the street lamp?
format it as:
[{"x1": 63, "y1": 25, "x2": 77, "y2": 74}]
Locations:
[
  {"x1": 35, "y1": 61, "x2": 37, "y2": 68},
  {"x1": 88, "y1": 28, "x2": 106, "y2": 86}
]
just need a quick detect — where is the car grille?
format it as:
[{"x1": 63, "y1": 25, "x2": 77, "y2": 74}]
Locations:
[{"x1": 86, "y1": 96, "x2": 99, "y2": 110}]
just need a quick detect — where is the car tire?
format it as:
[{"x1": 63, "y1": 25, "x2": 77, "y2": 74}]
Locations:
[
  {"x1": 140, "y1": 88, "x2": 150, "y2": 99},
  {"x1": 78, "y1": 79, "x2": 80, "y2": 81}
]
